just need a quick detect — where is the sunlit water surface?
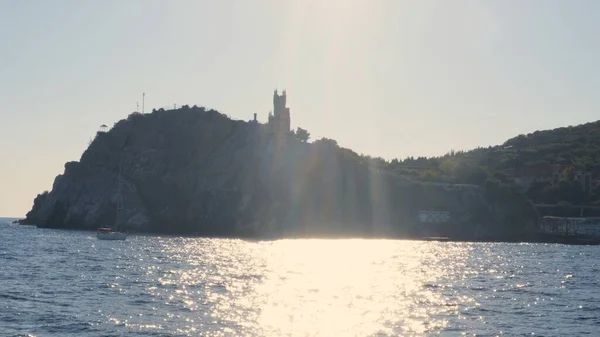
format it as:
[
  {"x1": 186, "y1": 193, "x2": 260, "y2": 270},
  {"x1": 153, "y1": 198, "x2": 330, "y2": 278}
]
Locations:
[{"x1": 1, "y1": 219, "x2": 600, "y2": 336}]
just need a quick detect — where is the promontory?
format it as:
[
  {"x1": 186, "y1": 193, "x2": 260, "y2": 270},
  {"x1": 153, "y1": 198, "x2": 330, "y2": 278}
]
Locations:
[{"x1": 21, "y1": 91, "x2": 540, "y2": 240}]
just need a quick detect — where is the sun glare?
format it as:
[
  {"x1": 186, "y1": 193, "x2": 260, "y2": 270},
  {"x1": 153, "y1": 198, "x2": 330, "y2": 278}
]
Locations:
[{"x1": 150, "y1": 238, "x2": 471, "y2": 336}]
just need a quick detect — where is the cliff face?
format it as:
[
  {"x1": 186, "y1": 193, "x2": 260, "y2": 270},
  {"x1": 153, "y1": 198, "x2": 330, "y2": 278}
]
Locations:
[{"x1": 22, "y1": 107, "x2": 539, "y2": 238}]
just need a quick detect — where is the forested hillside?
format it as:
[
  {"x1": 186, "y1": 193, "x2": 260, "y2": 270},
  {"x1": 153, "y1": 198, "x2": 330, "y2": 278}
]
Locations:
[{"x1": 382, "y1": 120, "x2": 600, "y2": 206}]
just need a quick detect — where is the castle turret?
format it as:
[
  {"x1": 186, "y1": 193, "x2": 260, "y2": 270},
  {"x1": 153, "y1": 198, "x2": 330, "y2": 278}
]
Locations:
[{"x1": 270, "y1": 89, "x2": 290, "y2": 135}]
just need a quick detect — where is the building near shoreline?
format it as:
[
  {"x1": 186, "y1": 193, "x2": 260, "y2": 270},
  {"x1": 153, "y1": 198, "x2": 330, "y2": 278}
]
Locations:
[{"x1": 540, "y1": 216, "x2": 600, "y2": 237}]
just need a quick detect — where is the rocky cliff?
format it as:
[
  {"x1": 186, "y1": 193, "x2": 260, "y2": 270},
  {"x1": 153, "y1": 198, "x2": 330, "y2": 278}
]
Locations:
[{"x1": 22, "y1": 106, "x2": 540, "y2": 239}]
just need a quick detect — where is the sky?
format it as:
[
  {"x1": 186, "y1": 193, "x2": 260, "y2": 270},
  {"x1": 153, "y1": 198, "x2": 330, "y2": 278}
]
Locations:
[{"x1": 1, "y1": 0, "x2": 599, "y2": 216}]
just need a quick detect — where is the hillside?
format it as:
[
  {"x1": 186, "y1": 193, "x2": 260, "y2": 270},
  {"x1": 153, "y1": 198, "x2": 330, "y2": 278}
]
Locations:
[
  {"x1": 20, "y1": 106, "x2": 538, "y2": 240},
  {"x1": 388, "y1": 120, "x2": 600, "y2": 208}
]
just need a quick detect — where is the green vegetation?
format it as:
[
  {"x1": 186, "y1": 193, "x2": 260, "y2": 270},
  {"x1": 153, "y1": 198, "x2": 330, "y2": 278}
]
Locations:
[
  {"x1": 377, "y1": 120, "x2": 600, "y2": 207},
  {"x1": 297, "y1": 120, "x2": 600, "y2": 209},
  {"x1": 294, "y1": 127, "x2": 310, "y2": 143},
  {"x1": 279, "y1": 122, "x2": 591, "y2": 214}
]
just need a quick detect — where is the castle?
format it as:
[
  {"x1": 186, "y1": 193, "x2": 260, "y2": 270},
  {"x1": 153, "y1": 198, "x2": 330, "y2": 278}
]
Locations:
[
  {"x1": 267, "y1": 89, "x2": 291, "y2": 135},
  {"x1": 249, "y1": 89, "x2": 291, "y2": 136}
]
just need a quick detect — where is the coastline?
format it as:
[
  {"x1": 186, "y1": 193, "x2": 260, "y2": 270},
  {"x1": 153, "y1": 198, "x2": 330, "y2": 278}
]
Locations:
[{"x1": 18, "y1": 222, "x2": 600, "y2": 246}]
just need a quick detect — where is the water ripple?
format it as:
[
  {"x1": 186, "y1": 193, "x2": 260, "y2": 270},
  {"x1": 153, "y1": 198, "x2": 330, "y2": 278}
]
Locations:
[{"x1": 1, "y1": 220, "x2": 599, "y2": 336}]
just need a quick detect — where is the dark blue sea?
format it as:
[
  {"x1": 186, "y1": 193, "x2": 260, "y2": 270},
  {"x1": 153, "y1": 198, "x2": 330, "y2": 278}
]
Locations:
[{"x1": 1, "y1": 217, "x2": 600, "y2": 336}]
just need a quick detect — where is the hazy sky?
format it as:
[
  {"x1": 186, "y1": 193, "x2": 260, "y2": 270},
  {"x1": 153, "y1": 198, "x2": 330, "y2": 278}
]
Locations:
[{"x1": 1, "y1": 0, "x2": 599, "y2": 216}]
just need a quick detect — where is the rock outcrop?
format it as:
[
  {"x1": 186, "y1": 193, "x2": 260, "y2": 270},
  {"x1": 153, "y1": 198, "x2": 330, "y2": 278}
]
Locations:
[{"x1": 22, "y1": 106, "x2": 539, "y2": 239}]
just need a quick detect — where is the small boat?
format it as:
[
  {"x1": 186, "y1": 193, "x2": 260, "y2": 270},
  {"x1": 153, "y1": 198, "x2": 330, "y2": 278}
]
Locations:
[
  {"x1": 421, "y1": 236, "x2": 450, "y2": 242},
  {"x1": 97, "y1": 227, "x2": 127, "y2": 240},
  {"x1": 97, "y1": 156, "x2": 127, "y2": 241}
]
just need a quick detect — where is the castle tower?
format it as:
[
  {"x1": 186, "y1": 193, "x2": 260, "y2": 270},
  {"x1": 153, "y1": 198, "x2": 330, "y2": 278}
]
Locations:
[{"x1": 271, "y1": 89, "x2": 290, "y2": 134}]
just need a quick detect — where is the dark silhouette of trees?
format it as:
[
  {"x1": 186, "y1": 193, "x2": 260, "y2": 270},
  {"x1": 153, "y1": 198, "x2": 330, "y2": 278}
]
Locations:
[
  {"x1": 295, "y1": 127, "x2": 310, "y2": 142},
  {"x1": 385, "y1": 119, "x2": 600, "y2": 206}
]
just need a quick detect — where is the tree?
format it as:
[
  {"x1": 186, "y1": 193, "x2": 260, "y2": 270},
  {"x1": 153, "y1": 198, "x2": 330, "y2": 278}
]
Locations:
[
  {"x1": 314, "y1": 138, "x2": 338, "y2": 148},
  {"x1": 295, "y1": 127, "x2": 310, "y2": 142},
  {"x1": 561, "y1": 166, "x2": 575, "y2": 182}
]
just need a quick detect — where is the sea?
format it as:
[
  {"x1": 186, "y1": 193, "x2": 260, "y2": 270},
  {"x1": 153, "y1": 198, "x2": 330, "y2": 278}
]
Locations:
[{"x1": 1, "y1": 217, "x2": 600, "y2": 337}]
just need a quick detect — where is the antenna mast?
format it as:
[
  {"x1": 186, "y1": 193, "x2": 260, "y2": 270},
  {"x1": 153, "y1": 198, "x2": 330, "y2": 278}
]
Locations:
[{"x1": 142, "y1": 92, "x2": 145, "y2": 113}]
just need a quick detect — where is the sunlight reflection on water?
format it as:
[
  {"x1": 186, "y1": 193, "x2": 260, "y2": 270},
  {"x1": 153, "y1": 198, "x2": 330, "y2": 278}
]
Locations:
[
  {"x1": 3, "y1": 223, "x2": 600, "y2": 337},
  {"x1": 155, "y1": 239, "x2": 475, "y2": 336}
]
